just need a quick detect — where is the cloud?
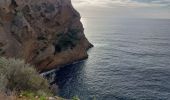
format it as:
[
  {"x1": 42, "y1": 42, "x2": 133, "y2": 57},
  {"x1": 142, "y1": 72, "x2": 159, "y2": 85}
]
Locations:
[
  {"x1": 72, "y1": 0, "x2": 170, "y2": 19},
  {"x1": 72, "y1": 0, "x2": 170, "y2": 8}
]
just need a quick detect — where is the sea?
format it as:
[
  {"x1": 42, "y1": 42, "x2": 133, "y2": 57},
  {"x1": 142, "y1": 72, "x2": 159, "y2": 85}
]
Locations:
[{"x1": 54, "y1": 17, "x2": 170, "y2": 100}]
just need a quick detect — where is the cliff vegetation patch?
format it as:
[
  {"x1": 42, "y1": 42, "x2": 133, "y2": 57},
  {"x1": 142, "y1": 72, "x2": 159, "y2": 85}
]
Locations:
[{"x1": 0, "y1": 57, "x2": 52, "y2": 98}]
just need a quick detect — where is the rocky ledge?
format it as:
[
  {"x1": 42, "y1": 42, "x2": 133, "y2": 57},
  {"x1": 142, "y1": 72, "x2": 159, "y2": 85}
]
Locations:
[{"x1": 0, "y1": 0, "x2": 93, "y2": 71}]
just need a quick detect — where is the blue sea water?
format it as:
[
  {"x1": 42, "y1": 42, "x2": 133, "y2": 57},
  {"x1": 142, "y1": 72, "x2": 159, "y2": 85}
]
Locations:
[{"x1": 55, "y1": 18, "x2": 170, "y2": 100}]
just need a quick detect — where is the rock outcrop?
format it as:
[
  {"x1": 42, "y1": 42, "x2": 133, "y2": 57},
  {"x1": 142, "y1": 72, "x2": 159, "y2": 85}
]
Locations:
[{"x1": 0, "y1": 0, "x2": 93, "y2": 71}]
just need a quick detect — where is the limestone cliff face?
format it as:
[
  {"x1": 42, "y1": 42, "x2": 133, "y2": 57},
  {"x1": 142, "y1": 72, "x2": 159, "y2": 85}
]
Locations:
[{"x1": 0, "y1": 0, "x2": 93, "y2": 71}]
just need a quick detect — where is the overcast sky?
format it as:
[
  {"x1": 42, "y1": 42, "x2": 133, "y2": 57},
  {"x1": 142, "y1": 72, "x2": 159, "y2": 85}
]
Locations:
[{"x1": 72, "y1": 0, "x2": 170, "y2": 19}]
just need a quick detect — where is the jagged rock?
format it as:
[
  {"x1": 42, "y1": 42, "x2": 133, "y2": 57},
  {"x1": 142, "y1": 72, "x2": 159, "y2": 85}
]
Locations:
[{"x1": 0, "y1": 0, "x2": 93, "y2": 71}]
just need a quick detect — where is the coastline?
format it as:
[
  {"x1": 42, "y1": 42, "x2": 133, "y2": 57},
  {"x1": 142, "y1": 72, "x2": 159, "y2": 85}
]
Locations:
[
  {"x1": 41, "y1": 44, "x2": 93, "y2": 75},
  {"x1": 40, "y1": 44, "x2": 94, "y2": 74}
]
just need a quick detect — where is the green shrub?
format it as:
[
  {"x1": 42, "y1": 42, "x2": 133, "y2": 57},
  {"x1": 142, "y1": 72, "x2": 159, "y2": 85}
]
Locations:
[
  {"x1": 54, "y1": 29, "x2": 81, "y2": 53},
  {"x1": 72, "y1": 96, "x2": 80, "y2": 100},
  {"x1": 0, "y1": 57, "x2": 51, "y2": 95},
  {"x1": 0, "y1": 74, "x2": 7, "y2": 92}
]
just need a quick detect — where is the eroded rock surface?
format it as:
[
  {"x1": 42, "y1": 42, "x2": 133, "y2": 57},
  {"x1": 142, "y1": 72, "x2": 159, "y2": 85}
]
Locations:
[{"x1": 0, "y1": 0, "x2": 93, "y2": 71}]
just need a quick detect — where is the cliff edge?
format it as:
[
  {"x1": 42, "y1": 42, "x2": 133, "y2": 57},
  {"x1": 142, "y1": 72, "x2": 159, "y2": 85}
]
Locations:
[{"x1": 0, "y1": 0, "x2": 93, "y2": 71}]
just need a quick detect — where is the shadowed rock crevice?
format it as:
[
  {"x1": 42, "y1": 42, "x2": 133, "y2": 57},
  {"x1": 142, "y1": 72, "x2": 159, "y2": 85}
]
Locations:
[{"x1": 0, "y1": 0, "x2": 93, "y2": 71}]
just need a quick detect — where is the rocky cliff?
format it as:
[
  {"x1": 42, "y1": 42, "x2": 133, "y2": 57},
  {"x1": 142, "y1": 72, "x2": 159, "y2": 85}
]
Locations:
[{"x1": 0, "y1": 0, "x2": 93, "y2": 71}]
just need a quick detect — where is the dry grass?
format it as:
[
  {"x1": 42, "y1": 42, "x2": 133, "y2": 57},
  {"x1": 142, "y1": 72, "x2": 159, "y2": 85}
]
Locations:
[{"x1": 0, "y1": 57, "x2": 52, "y2": 97}]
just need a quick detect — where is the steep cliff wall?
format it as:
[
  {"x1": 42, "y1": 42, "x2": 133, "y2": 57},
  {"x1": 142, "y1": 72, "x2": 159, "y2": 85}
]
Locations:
[{"x1": 0, "y1": 0, "x2": 93, "y2": 71}]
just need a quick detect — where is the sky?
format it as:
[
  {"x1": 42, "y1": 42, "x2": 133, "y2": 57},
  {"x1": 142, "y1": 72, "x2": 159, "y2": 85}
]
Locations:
[{"x1": 72, "y1": 0, "x2": 170, "y2": 19}]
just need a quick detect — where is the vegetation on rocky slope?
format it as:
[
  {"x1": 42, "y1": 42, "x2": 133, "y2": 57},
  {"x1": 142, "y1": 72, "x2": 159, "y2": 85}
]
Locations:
[
  {"x1": 0, "y1": 57, "x2": 54, "y2": 100},
  {"x1": 0, "y1": 57, "x2": 81, "y2": 100}
]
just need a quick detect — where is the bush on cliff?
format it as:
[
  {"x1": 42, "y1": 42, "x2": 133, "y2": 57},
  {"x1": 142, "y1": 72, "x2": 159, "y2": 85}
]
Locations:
[
  {"x1": 54, "y1": 29, "x2": 81, "y2": 53},
  {"x1": 0, "y1": 57, "x2": 51, "y2": 96}
]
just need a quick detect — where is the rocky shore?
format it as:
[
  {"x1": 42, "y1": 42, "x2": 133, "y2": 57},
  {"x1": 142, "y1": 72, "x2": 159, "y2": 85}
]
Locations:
[{"x1": 0, "y1": 0, "x2": 93, "y2": 72}]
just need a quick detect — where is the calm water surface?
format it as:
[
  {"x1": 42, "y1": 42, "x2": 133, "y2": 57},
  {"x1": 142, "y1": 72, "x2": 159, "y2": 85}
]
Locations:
[{"x1": 55, "y1": 18, "x2": 170, "y2": 100}]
